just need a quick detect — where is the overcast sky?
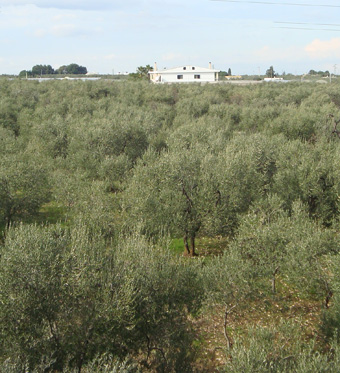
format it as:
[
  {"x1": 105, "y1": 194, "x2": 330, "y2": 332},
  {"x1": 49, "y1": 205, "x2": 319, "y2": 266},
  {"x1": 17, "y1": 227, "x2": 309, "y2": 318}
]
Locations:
[{"x1": 1, "y1": 0, "x2": 340, "y2": 75}]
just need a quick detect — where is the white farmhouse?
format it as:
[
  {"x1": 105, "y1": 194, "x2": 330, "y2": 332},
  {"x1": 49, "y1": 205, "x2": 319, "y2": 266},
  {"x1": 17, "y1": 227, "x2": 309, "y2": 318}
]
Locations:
[{"x1": 149, "y1": 62, "x2": 220, "y2": 83}]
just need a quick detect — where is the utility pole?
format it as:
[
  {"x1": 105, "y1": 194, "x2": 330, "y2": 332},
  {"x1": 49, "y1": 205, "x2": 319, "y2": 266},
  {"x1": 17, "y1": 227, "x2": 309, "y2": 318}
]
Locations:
[{"x1": 330, "y1": 64, "x2": 337, "y2": 83}]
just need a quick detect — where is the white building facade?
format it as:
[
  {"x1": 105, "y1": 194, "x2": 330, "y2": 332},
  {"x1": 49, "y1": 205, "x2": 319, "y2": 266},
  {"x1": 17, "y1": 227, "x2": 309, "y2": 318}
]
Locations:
[{"x1": 149, "y1": 63, "x2": 219, "y2": 83}]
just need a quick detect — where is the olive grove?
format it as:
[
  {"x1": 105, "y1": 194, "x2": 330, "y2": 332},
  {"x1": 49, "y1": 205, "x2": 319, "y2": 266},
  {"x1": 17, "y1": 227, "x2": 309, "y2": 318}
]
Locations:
[{"x1": 2, "y1": 78, "x2": 340, "y2": 370}]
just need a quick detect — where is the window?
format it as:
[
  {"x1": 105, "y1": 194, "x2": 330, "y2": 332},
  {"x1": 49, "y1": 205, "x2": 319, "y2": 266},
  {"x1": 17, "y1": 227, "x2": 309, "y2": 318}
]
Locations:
[
  {"x1": 183, "y1": 67, "x2": 186, "y2": 70},
  {"x1": 194, "y1": 74, "x2": 200, "y2": 79},
  {"x1": 192, "y1": 67, "x2": 195, "y2": 70},
  {"x1": 177, "y1": 75, "x2": 183, "y2": 79}
]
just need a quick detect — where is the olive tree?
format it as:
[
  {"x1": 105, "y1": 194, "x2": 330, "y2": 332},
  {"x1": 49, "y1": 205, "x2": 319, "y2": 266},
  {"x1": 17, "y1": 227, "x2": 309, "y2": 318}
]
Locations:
[
  {"x1": 0, "y1": 98, "x2": 19, "y2": 137},
  {"x1": 0, "y1": 155, "x2": 50, "y2": 229},
  {"x1": 124, "y1": 146, "x2": 224, "y2": 256},
  {"x1": 230, "y1": 196, "x2": 339, "y2": 297},
  {"x1": 272, "y1": 140, "x2": 340, "y2": 226},
  {"x1": 0, "y1": 224, "x2": 204, "y2": 371}
]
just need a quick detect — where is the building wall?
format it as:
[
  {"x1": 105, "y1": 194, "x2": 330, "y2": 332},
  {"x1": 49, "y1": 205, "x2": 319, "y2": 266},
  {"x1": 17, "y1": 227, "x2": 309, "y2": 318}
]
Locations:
[
  {"x1": 160, "y1": 71, "x2": 217, "y2": 83},
  {"x1": 150, "y1": 73, "x2": 161, "y2": 82}
]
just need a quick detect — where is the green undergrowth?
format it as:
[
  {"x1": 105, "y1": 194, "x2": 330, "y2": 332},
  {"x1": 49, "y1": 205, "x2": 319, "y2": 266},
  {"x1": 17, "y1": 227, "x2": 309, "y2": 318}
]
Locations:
[
  {"x1": 194, "y1": 280, "x2": 326, "y2": 371},
  {"x1": 35, "y1": 202, "x2": 67, "y2": 225},
  {"x1": 169, "y1": 236, "x2": 230, "y2": 257},
  {"x1": 17, "y1": 202, "x2": 68, "y2": 228},
  {"x1": 169, "y1": 237, "x2": 184, "y2": 255}
]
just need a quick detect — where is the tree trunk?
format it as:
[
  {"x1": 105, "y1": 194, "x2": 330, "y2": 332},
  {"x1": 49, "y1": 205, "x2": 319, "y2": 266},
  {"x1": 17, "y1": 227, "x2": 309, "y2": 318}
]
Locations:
[
  {"x1": 6, "y1": 215, "x2": 12, "y2": 230},
  {"x1": 272, "y1": 267, "x2": 279, "y2": 294},
  {"x1": 223, "y1": 305, "x2": 236, "y2": 349},
  {"x1": 6, "y1": 207, "x2": 13, "y2": 229},
  {"x1": 189, "y1": 234, "x2": 197, "y2": 256},
  {"x1": 325, "y1": 290, "x2": 333, "y2": 309},
  {"x1": 183, "y1": 233, "x2": 198, "y2": 257},
  {"x1": 324, "y1": 279, "x2": 333, "y2": 309},
  {"x1": 183, "y1": 233, "x2": 190, "y2": 256}
]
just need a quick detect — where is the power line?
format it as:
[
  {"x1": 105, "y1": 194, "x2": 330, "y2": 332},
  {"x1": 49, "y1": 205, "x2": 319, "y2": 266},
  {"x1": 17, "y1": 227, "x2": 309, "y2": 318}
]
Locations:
[
  {"x1": 211, "y1": 0, "x2": 340, "y2": 8},
  {"x1": 274, "y1": 21, "x2": 340, "y2": 31},
  {"x1": 275, "y1": 26, "x2": 340, "y2": 31},
  {"x1": 275, "y1": 21, "x2": 340, "y2": 26}
]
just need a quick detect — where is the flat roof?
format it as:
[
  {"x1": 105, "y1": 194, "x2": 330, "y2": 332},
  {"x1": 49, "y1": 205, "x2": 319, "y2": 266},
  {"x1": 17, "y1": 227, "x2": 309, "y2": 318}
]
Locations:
[{"x1": 149, "y1": 65, "x2": 220, "y2": 74}]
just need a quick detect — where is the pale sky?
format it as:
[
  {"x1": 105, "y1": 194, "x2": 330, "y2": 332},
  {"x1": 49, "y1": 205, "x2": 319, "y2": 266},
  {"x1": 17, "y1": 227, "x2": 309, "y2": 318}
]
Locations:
[{"x1": 1, "y1": 0, "x2": 340, "y2": 75}]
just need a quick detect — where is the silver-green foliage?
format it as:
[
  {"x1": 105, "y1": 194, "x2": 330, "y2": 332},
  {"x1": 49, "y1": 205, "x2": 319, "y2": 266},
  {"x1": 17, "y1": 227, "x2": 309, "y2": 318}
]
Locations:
[
  {"x1": 0, "y1": 154, "x2": 50, "y2": 228},
  {"x1": 272, "y1": 140, "x2": 340, "y2": 225},
  {"x1": 321, "y1": 252, "x2": 340, "y2": 341},
  {"x1": 224, "y1": 322, "x2": 340, "y2": 372},
  {"x1": 229, "y1": 196, "x2": 339, "y2": 295},
  {"x1": 0, "y1": 224, "x2": 203, "y2": 371}
]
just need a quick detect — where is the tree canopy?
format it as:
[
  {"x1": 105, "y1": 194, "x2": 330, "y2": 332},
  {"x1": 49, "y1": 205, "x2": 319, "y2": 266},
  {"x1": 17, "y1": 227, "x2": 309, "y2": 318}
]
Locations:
[
  {"x1": 129, "y1": 64, "x2": 153, "y2": 80},
  {"x1": 19, "y1": 63, "x2": 88, "y2": 76},
  {"x1": 266, "y1": 65, "x2": 276, "y2": 78}
]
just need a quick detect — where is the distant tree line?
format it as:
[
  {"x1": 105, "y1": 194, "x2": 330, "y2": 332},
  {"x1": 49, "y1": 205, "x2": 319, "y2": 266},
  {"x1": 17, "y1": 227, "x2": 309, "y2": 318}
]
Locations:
[
  {"x1": 308, "y1": 69, "x2": 331, "y2": 77},
  {"x1": 19, "y1": 63, "x2": 87, "y2": 77}
]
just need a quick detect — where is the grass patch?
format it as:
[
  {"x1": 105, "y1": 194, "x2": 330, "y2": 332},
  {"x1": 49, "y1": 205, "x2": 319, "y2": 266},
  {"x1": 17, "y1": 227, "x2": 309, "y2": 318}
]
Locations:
[
  {"x1": 169, "y1": 238, "x2": 184, "y2": 255},
  {"x1": 32, "y1": 202, "x2": 67, "y2": 225},
  {"x1": 0, "y1": 202, "x2": 68, "y2": 239}
]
